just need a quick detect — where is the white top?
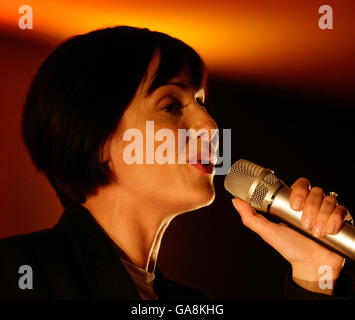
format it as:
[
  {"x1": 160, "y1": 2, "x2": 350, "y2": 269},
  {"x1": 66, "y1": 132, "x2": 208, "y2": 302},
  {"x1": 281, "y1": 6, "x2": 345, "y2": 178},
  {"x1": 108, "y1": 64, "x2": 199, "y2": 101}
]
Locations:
[{"x1": 121, "y1": 259, "x2": 158, "y2": 300}]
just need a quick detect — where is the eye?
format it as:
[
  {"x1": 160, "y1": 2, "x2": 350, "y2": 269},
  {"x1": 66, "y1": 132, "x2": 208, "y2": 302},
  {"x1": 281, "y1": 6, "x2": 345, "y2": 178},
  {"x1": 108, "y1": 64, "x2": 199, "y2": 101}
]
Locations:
[
  {"x1": 196, "y1": 96, "x2": 207, "y2": 109},
  {"x1": 164, "y1": 100, "x2": 184, "y2": 114}
]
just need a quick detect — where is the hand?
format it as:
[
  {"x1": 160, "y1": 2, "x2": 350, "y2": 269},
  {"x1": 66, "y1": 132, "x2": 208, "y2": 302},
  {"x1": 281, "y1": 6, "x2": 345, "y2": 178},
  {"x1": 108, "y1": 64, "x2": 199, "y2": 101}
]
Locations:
[{"x1": 231, "y1": 177, "x2": 350, "y2": 295}]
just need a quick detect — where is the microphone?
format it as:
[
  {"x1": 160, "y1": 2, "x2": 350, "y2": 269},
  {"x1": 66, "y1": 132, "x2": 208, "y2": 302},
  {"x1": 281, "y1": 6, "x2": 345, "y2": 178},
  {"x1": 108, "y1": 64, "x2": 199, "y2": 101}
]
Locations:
[{"x1": 224, "y1": 159, "x2": 355, "y2": 261}]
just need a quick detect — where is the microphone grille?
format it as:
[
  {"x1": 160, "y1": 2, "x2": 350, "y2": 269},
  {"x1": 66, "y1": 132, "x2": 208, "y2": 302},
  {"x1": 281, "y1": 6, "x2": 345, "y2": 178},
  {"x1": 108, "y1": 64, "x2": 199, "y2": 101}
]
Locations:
[{"x1": 224, "y1": 159, "x2": 279, "y2": 208}]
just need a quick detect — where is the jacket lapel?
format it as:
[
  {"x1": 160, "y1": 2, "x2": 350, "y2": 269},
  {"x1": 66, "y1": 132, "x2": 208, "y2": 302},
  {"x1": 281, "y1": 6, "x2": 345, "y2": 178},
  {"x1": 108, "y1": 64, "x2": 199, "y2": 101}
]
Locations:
[{"x1": 54, "y1": 202, "x2": 141, "y2": 300}]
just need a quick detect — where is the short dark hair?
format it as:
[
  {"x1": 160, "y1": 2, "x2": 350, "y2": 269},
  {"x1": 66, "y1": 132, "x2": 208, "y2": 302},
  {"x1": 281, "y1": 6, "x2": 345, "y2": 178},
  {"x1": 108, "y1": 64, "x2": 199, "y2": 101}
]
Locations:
[{"x1": 22, "y1": 26, "x2": 206, "y2": 208}]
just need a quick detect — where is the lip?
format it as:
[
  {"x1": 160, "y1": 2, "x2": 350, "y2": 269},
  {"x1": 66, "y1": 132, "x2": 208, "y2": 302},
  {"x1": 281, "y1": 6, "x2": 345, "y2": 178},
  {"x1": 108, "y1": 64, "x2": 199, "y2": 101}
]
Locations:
[
  {"x1": 190, "y1": 162, "x2": 215, "y2": 174},
  {"x1": 189, "y1": 151, "x2": 215, "y2": 164},
  {"x1": 187, "y1": 149, "x2": 216, "y2": 174}
]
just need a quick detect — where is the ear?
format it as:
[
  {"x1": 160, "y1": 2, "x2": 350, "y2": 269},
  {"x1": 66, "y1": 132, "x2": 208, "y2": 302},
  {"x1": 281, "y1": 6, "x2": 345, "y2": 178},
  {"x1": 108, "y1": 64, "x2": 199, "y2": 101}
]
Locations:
[{"x1": 101, "y1": 135, "x2": 114, "y2": 169}]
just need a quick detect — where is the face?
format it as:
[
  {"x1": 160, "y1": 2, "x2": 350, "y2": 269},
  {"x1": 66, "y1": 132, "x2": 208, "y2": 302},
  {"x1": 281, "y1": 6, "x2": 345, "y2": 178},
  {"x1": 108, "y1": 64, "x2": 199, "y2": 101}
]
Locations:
[{"x1": 105, "y1": 51, "x2": 218, "y2": 215}]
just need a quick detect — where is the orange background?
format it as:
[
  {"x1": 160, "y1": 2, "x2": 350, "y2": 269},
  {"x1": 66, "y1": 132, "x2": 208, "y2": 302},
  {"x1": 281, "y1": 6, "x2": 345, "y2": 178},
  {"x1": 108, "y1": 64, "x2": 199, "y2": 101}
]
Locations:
[{"x1": 1, "y1": 0, "x2": 354, "y2": 95}]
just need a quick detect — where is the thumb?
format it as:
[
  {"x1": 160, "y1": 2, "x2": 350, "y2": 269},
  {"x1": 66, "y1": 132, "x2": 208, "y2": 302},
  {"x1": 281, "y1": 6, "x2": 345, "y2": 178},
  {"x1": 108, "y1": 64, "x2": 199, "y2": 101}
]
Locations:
[{"x1": 231, "y1": 197, "x2": 276, "y2": 244}]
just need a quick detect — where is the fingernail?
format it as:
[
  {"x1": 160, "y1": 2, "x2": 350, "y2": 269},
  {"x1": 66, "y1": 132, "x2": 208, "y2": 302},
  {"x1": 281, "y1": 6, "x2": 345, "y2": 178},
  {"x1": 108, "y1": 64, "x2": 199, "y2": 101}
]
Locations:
[
  {"x1": 326, "y1": 223, "x2": 335, "y2": 235},
  {"x1": 292, "y1": 197, "x2": 303, "y2": 211},
  {"x1": 313, "y1": 221, "x2": 324, "y2": 237},
  {"x1": 303, "y1": 216, "x2": 312, "y2": 229}
]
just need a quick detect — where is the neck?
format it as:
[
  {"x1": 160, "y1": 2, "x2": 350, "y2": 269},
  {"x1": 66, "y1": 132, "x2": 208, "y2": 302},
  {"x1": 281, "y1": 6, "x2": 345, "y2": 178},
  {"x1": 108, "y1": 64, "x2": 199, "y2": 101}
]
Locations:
[{"x1": 83, "y1": 185, "x2": 177, "y2": 272}]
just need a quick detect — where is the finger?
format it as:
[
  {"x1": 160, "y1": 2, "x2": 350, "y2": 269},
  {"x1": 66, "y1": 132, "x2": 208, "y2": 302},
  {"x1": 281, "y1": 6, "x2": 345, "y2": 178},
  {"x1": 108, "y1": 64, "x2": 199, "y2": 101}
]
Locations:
[
  {"x1": 231, "y1": 197, "x2": 277, "y2": 244},
  {"x1": 324, "y1": 205, "x2": 348, "y2": 235},
  {"x1": 290, "y1": 177, "x2": 311, "y2": 211},
  {"x1": 312, "y1": 195, "x2": 337, "y2": 237},
  {"x1": 301, "y1": 186, "x2": 324, "y2": 230},
  {"x1": 231, "y1": 198, "x2": 308, "y2": 261}
]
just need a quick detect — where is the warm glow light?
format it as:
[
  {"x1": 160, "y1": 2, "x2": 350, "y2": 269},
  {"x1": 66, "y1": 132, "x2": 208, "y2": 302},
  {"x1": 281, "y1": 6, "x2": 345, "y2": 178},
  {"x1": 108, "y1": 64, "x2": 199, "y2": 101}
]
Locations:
[{"x1": 0, "y1": 0, "x2": 354, "y2": 94}]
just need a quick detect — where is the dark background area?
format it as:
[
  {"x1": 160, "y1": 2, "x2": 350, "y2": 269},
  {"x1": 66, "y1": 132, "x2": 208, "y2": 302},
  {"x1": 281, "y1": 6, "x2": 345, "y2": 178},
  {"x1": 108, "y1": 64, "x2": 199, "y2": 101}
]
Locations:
[
  {"x1": 1, "y1": 1, "x2": 354, "y2": 299},
  {"x1": 159, "y1": 79, "x2": 355, "y2": 299}
]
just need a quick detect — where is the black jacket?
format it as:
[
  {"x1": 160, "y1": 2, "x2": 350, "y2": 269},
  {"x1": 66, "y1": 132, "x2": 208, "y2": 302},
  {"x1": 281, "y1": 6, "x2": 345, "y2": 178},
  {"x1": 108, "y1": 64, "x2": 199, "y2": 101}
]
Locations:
[
  {"x1": 0, "y1": 202, "x2": 354, "y2": 300},
  {"x1": 0, "y1": 202, "x2": 208, "y2": 300}
]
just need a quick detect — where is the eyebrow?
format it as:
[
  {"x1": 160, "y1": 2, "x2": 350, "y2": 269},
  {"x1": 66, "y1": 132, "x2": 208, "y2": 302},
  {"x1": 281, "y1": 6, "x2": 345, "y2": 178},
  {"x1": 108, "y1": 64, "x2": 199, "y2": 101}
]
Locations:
[
  {"x1": 146, "y1": 81, "x2": 191, "y2": 98},
  {"x1": 163, "y1": 82, "x2": 189, "y2": 90}
]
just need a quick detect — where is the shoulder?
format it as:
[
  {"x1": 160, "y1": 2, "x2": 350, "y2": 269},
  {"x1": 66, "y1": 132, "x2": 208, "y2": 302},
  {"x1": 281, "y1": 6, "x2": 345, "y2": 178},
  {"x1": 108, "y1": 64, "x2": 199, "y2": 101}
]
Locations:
[
  {"x1": 0, "y1": 229, "x2": 55, "y2": 299},
  {"x1": 0, "y1": 228, "x2": 67, "y2": 264},
  {"x1": 0, "y1": 227, "x2": 58, "y2": 249},
  {"x1": 0, "y1": 228, "x2": 87, "y2": 300}
]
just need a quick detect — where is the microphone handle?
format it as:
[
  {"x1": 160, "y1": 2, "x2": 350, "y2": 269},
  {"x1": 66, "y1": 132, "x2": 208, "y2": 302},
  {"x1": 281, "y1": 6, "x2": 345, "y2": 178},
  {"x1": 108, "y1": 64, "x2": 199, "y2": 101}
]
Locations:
[{"x1": 269, "y1": 186, "x2": 355, "y2": 261}]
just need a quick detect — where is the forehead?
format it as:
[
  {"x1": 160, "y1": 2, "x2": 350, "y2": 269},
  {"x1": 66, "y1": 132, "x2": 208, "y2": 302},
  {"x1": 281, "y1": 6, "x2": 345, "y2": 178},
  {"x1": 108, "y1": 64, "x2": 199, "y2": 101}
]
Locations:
[{"x1": 139, "y1": 50, "x2": 206, "y2": 97}]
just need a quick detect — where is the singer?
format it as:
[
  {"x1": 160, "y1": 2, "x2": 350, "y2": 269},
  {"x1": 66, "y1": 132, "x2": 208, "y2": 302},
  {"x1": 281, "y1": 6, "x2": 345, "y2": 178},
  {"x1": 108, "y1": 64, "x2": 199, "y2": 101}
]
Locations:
[{"x1": 0, "y1": 26, "x2": 353, "y2": 300}]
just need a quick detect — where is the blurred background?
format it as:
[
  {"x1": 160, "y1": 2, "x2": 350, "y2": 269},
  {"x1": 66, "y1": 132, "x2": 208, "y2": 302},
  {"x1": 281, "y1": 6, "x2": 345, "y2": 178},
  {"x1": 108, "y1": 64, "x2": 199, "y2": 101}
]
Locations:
[{"x1": 0, "y1": 0, "x2": 354, "y2": 299}]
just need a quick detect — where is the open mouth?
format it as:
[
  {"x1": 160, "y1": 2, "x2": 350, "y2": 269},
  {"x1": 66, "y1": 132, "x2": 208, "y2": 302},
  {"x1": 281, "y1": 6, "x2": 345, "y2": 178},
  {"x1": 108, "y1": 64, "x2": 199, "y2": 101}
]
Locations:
[
  {"x1": 190, "y1": 159, "x2": 215, "y2": 174},
  {"x1": 187, "y1": 148, "x2": 216, "y2": 174}
]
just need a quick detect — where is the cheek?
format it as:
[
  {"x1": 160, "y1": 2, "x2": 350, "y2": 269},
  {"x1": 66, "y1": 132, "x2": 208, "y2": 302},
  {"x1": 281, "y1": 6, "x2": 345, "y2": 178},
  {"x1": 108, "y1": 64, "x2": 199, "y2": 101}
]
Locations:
[
  {"x1": 108, "y1": 124, "x2": 215, "y2": 204},
  {"x1": 151, "y1": 163, "x2": 215, "y2": 202}
]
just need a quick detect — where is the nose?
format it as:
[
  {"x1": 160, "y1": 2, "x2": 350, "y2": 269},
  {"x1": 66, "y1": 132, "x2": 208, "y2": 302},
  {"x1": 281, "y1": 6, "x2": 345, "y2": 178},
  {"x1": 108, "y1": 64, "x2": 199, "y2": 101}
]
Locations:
[
  {"x1": 187, "y1": 102, "x2": 218, "y2": 142},
  {"x1": 184, "y1": 102, "x2": 218, "y2": 164}
]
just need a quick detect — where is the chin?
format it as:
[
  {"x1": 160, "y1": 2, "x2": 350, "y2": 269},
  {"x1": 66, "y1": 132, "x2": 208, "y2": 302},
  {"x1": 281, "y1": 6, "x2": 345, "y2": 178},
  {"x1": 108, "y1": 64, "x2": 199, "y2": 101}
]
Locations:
[
  {"x1": 184, "y1": 185, "x2": 216, "y2": 211},
  {"x1": 200, "y1": 189, "x2": 216, "y2": 207}
]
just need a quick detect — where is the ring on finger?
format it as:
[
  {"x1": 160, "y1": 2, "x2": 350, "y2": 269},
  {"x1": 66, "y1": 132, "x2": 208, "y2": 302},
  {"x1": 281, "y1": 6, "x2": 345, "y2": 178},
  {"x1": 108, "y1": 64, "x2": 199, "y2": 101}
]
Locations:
[{"x1": 328, "y1": 191, "x2": 338, "y2": 198}]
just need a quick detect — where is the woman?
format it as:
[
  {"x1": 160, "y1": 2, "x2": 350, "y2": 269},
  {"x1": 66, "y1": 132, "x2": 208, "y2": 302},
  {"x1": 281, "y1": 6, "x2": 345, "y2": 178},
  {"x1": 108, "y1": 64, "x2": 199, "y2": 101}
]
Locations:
[{"x1": 0, "y1": 26, "x2": 353, "y2": 300}]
